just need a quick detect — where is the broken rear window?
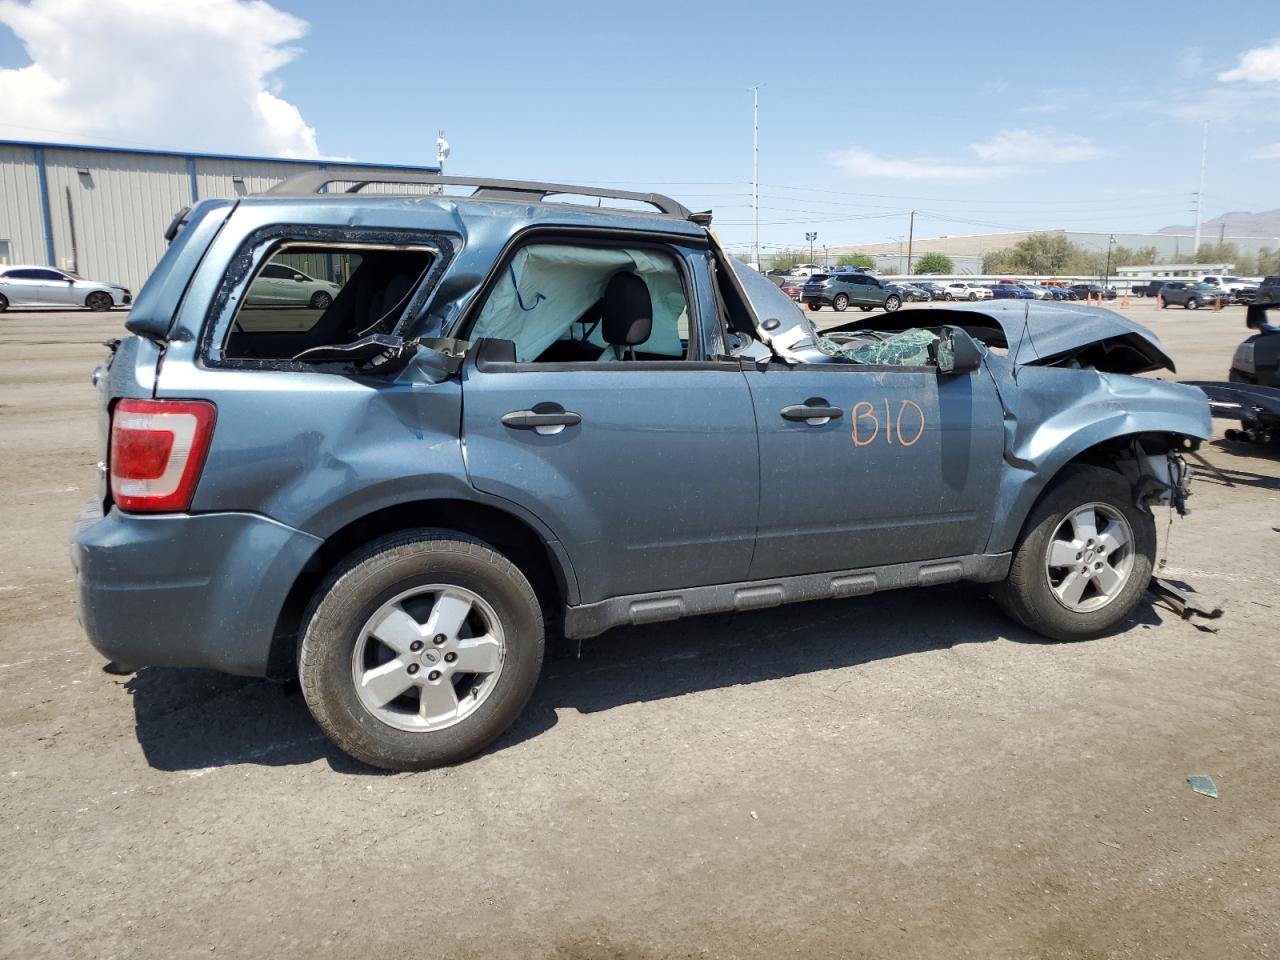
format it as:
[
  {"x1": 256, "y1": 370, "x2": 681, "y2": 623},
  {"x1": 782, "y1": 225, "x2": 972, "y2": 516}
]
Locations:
[{"x1": 225, "y1": 243, "x2": 435, "y2": 361}]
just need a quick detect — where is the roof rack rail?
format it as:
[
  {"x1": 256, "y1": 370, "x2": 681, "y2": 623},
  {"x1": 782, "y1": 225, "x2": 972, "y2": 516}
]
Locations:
[{"x1": 261, "y1": 171, "x2": 698, "y2": 221}]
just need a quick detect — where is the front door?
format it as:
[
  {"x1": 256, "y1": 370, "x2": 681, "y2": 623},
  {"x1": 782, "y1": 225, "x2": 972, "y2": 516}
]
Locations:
[{"x1": 743, "y1": 360, "x2": 1005, "y2": 579}]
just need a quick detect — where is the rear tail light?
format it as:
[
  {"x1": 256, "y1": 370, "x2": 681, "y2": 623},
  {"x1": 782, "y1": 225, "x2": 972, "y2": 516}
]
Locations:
[{"x1": 110, "y1": 399, "x2": 216, "y2": 512}]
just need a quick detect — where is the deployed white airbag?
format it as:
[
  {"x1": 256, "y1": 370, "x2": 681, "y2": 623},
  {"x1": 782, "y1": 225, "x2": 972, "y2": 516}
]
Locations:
[{"x1": 471, "y1": 244, "x2": 687, "y2": 361}]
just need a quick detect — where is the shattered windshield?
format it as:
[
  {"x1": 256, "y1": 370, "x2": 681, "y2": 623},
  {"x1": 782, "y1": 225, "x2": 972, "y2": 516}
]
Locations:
[{"x1": 817, "y1": 327, "x2": 940, "y2": 366}]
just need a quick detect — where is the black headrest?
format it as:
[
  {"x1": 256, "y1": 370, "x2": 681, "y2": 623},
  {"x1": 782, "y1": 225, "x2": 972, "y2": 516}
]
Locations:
[{"x1": 601, "y1": 272, "x2": 652, "y2": 347}]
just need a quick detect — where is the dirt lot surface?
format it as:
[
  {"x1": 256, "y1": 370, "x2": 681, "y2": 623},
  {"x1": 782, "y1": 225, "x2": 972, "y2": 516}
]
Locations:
[{"x1": 1, "y1": 301, "x2": 1277, "y2": 959}]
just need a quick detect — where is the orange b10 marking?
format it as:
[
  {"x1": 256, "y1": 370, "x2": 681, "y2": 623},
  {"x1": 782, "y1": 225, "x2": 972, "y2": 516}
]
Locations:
[{"x1": 851, "y1": 398, "x2": 926, "y2": 448}]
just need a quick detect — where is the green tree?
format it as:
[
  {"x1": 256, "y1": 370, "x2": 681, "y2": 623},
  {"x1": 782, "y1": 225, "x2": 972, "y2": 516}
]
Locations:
[
  {"x1": 768, "y1": 249, "x2": 806, "y2": 270},
  {"x1": 1192, "y1": 241, "x2": 1239, "y2": 266},
  {"x1": 914, "y1": 252, "x2": 953, "y2": 274},
  {"x1": 1256, "y1": 246, "x2": 1280, "y2": 276},
  {"x1": 837, "y1": 254, "x2": 875, "y2": 269}
]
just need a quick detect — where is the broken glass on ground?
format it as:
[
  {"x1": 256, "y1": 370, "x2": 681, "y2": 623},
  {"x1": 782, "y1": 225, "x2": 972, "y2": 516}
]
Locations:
[{"x1": 1187, "y1": 774, "x2": 1219, "y2": 798}]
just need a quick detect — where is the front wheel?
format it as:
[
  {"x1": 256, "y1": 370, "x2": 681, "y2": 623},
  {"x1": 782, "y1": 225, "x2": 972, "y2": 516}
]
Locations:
[
  {"x1": 85, "y1": 291, "x2": 113, "y2": 312},
  {"x1": 968, "y1": 292, "x2": 978, "y2": 301},
  {"x1": 832, "y1": 293, "x2": 849, "y2": 312},
  {"x1": 883, "y1": 295, "x2": 901, "y2": 312},
  {"x1": 299, "y1": 530, "x2": 545, "y2": 771},
  {"x1": 0, "y1": 293, "x2": 8, "y2": 312},
  {"x1": 994, "y1": 466, "x2": 1155, "y2": 641},
  {"x1": 1186, "y1": 298, "x2": 1199, "y2": 310}
]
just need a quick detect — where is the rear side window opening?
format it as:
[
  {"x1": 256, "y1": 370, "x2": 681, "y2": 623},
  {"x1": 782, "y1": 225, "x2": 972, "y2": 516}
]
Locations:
[
  {"x1": 220, "y1": 240, "x2": 439, "y2": 363},
  {"x1": 466, "y1": 241, "x2": 694, "y2": 364}
]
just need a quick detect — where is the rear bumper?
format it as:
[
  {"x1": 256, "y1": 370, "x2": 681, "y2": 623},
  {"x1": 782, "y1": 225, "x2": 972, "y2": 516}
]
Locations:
[{"x1": 70, "y1": 502, "x2": 322, "y2": 677}]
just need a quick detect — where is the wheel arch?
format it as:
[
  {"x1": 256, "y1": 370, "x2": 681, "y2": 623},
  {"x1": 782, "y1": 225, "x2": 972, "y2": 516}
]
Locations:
[
  {"x1": 267, "y1": 497, "x2": 575, "y2": 680},
  {"x1": 986, "y1": 426, "x2": 1203, "y2": 556}
]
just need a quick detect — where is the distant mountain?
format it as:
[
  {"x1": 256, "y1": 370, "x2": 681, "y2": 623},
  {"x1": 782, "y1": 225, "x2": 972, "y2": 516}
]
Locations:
[{"x1": 1156, "y1": 210, "x2": 1280, "y2": 238}]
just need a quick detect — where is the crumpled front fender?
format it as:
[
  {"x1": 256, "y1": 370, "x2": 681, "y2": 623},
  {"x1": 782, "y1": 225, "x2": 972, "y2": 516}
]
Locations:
[{"x1": 985, "y1": 366, "x2": 1211, "y2": 554}]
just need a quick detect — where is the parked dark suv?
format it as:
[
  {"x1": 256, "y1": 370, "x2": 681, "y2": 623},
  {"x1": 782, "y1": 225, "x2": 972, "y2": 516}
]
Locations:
[
  {"x1": 1160, "y1": 281, "x2": 1223, "y2": 310},
  {"x1": 70, "y1": 172, "x2": 1209, "y2": 771},
  {"x1": 801, "y1": 272, "x2": 902, "y2": 312}
]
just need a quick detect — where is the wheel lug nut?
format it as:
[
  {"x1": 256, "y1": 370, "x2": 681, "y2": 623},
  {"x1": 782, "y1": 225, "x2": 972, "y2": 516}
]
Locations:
[
  {"x1": 444, "y1": 652, "x2": 457, "y2": 663},
  {"x1": 407, "y1": 663, "x2": 419, "y2": 675},
  {"x1": 427, "y1": 670, "x2": 441, "y2": 681},
  {"x1": 432, "y1": 634, "x2": 446, "y2": 645},
  {"x1": 409, "y1": 640, "x2": 424, "y2": 652}
]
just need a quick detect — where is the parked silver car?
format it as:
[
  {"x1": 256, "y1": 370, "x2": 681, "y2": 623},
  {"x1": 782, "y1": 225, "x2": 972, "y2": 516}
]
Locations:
[{"x1": 0, "y1": 265, "x2": 131, "y2": 311}]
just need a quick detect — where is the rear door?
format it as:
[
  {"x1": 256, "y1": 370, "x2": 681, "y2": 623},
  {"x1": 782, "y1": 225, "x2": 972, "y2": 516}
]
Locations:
[{"x1": 458, "y1": 236, "x2": 760, "y2": 604}]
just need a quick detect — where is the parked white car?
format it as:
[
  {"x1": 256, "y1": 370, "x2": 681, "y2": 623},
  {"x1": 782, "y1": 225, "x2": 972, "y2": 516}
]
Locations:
[
  {"x1": 789, "y1": 263, "x2": 825, "y2": 277},
  {"x1": 0, "y1": 265, "x2": 130, "y2": 311},
  {"x1": 943, "y1": 282, "x2": 993, "y2": 301},
  {"x1": 245, "y1": 263, "x2": 342, "y2": 309}
]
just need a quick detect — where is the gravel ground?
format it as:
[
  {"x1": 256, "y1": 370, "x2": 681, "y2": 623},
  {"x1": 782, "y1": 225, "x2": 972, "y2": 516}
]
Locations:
[{"x1": 1, "y1": 301, "x2": 1277, "y2": 959}]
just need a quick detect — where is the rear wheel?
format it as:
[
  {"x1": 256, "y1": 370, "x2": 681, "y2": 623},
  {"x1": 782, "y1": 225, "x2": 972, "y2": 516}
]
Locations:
[
  {"x1": 994, "y1": 466, "x2": 1155, "y2": 641},
  {"x1": 832, "y1": 293, "x2": 849, "y2": 312},
  {"x1": 309, "y1": 290, "x2": 333, "y2": 310},
  {"x1": 85, "y1": 291, "x2": 112, "y2": 312},
  {"x1": 884, "y1": 294, "x2": 901, "y2": 312},
  {"x1": 944, "y1": 292, "x2": 954, "y2": 301},
  {"x1": 1160, "y1": 299, "x2": 1168, "y2": 309},
  {"x1": 299, "y1": 530, "x2": 545, "y2": 771},
  {"x1": 0, "y1": 293, "x2": 8, "y2": 312},
  {"x1": 1186, "y1": 298, "x2": 1199, "y2": 310}
]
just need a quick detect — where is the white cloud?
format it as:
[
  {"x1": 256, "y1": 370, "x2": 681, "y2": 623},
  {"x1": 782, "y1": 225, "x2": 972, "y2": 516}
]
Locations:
[
  {"x1": 1251, "y1": 143, "x2": 1280, "y2": 160},
  {"x1": 827, "y1": 147, "x2": 1011, "y2": 181},
  {"x1": 1219, "y1": 39, "x2": 1280, "y2": 83},
  {"x1": 970, "y1": 129, "x2": 1106, "y2": 164},
  {"x1": 827, "y1": 128, "x2": 1104, "y2": 181},
  {"x1": 0, "y1": 0, "x2": 320, "y2": 157}
]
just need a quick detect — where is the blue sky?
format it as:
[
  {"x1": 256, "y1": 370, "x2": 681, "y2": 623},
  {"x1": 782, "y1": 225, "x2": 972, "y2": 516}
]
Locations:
[{"x1": 0, "y1": 0, "x2": 1277, "y2": 254}]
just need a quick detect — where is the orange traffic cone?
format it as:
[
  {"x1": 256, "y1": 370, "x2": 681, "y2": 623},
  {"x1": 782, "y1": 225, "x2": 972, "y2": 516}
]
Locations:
[
  {"x1": 1121, "y1": 293, "x2": 1129, "y2": 308},
  {"x1": 1214, "y1": 295, "x2": 1222, "y2": 312}
]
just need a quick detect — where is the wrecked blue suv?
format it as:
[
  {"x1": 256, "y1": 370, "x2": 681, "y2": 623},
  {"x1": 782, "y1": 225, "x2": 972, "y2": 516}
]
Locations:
[{"x1": 71, "y1": 173, "x2": 1211, "y2": 770}]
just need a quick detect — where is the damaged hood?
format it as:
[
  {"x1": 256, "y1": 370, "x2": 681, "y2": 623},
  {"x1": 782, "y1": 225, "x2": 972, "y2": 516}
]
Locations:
[{"x1": 827, "y1": 301, "x2": 1176, "y2": 374}]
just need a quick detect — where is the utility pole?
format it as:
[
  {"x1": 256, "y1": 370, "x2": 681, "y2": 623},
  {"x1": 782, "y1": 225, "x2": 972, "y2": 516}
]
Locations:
[
  {"x1": 749, "y1": 85, "x2": 761, "y2": 270},
  {"x1": 1192, "y1": 120, "x2": 1207, "y2": 254},
  {"x1": 906, "y1": 210, "x2": 915, "y2": 276}
]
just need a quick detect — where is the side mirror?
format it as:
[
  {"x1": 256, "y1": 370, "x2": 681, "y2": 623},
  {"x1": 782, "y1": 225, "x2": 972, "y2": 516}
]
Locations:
[
  {"x1": 294, "y1": 275, "x2": 306, "y2": 282},
  {"x1": 935, "y1": 327, "x2": 983, "y2": 375}
]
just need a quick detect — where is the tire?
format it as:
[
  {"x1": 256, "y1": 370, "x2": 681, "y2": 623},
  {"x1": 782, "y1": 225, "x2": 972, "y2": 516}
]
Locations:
[
  {"x1": 299, "y1": 530, "x2": 545, "y2": 771},
  {"x1": 1160, "y1": 300, "x2": 1168, "y2": 309},
  {"x1": 0, "y1": 294, "x2": 7, "y2": 312},
  {"x1": 310, "y1": 290, "x2": 333, "y2": 310},
  {"x1": 968, "y1": 292, "x2": 978, "y2": 301},
  {"x1": 994, "y1": 465, "x2": 1155, "y2": 642},
  {"x1": 944, "y1": 293, "x2": 954, "y2": 301},
  {"x1": 85, "y1": 291, "x2": 112, "y2": 312},
  {"x1": 884, "y1": 295, "x2": 901, "y2": 312},
  {"x1": 806, "y1": 302, "x2": 821, "y2": 312},
  {"x1": 832, "y1": 293, "x2": 849, "y2": 312},
  {"x1": 1186, "y1": 298, "x2": 1199, "y2": 310}
]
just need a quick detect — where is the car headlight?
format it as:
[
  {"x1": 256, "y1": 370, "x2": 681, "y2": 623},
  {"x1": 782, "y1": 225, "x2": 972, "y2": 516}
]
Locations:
[{"x1": 1232, "y1": 342, "x2": 1256, "y2": 375}]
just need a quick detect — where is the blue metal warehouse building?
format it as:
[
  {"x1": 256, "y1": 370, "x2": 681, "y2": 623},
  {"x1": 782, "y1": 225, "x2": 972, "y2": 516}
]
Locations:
[{"x1": 0, "y1": 139, "x2": 438, "y2": 293}]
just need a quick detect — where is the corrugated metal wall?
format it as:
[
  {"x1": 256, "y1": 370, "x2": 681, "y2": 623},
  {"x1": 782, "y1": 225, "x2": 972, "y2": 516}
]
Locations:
[
  {"x1": 44, "y1": 147, "x2": 190, "y2": 293},
  {"x1": 0, "y1": 143, "x2": 439, "y2": 294},
  {"x1": 0, "y1": 145, "x2": 49, "y2": 267}
]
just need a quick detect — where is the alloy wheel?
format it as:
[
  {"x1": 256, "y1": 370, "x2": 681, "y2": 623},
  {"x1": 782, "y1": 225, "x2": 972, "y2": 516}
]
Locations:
[
  {"x1": 1043, "y1": 503, "x2": 1135, "y2": 613},
  {"x1": 351, "y1": 584, "x2": 506, "y2": 732}
]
